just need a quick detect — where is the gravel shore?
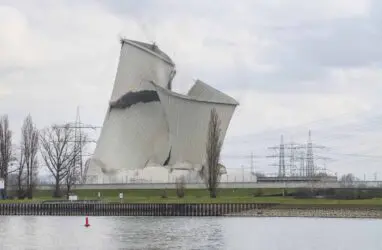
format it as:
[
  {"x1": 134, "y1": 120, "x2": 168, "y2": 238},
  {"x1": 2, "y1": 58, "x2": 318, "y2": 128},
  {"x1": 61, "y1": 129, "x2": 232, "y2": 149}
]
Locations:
[{"x1": 228, "y1": 208, "x2": 382, "y2": 219}]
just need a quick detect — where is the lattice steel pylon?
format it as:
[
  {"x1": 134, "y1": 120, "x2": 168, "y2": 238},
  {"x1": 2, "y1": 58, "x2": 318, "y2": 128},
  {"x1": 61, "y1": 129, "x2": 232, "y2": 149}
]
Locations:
[
  {"x1": 267, "y1": 135, "x2": 286, "y2": 177},
  {"x1": 306, "y1": 130, "x2": 314, "y2": 177},
  {"x1": 250, "y1": 152, "x2": 255, "y2": 175},
  {"x1": 293, "y1": 130, "x2": 330, "y2": 177},
  {"x1": 285, "y1": 142, "x2": 305, "y2": 176},
  {"x1": 74, "y1": 107, "x2": 84, "y2": 182},
  {"x1": 267, "y1": 130, "x2": 330, "y2": 178},
  {"x1": 298, "y1": 150, "x2": 306, "y2": 176},
  {"x1": 57, "y1": 107, "x2": 102, "y2": 183},
  {"x1": 278, "y1": 136, "x2": 285, "y2": 177}
]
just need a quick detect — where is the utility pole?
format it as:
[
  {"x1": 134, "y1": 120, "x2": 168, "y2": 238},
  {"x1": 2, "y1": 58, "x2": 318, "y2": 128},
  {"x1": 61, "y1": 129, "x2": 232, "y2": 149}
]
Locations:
[
  {"x1": 250, "y1": 152, "x2": 254, "y2": 174},
  {"x1": 241, "y1": 165, "x2": 245, "y2": 182},
  {"x1": 250, "y1": 152, "x2": 254, "y2": 181}
]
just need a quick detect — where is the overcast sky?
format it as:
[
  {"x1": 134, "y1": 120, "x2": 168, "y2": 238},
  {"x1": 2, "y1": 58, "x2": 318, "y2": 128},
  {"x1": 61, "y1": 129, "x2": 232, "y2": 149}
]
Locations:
[{"x1": 1, "y1": 0, "x2": 382, "y2": 180}]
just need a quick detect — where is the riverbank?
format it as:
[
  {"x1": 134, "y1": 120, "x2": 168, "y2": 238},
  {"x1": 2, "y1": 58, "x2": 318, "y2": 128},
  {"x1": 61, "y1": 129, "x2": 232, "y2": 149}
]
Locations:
[
  {"x1": 3, "y1": 188, "x2": 382, "y2": 205},
  {"x1": 1, "y1": 202, "x2": 382, "y2": 218},
  {"x1": 0, "y1": 202, "x2": 271, "y2": 216},
  {"x1": 229, "y1": 207, "x2": 382, "y2": 219}
]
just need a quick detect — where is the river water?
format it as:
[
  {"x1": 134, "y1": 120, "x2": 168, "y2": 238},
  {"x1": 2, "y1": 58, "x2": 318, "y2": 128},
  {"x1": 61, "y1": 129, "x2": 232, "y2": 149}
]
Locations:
[{"x1": 0, "y1": 216, "x2": 381, "y2": 249}]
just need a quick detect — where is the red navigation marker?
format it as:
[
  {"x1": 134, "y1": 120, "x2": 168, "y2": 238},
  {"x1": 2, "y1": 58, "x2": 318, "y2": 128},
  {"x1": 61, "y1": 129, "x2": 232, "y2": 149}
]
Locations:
[{"x1": 84, "y1": 216, "x2": 90, "y2": 227}]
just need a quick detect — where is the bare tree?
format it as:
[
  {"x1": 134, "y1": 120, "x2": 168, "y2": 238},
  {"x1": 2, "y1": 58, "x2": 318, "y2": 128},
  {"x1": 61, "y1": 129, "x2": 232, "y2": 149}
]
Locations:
[
  {"x1": 40, "y1": 124, "x2": 82, "y2": 197},
  {"x1": 64, "y1": 150, "x2": 81, "y2": 196},
  {"x1": 66, "y1": 127, "x2": 88, "y2": 194},
  {"x1": 175, "y1": 176, "x2": 186, "y2": 198},
  {"x1": 314, "y1": 172, "x2": 329, "y2": 177},
  {"x1": 20, "y1": 115, "x2": 39, "y2": 198},
  {"x1": 0, "y1": 115, "x2": 12, "y2": 198},
  {"x1": 200, "y1": 108, "x2": 223, "y2": 198},
  {"x1": 340, "y1": 173, "x2": 357, "y2": 188},
  {"x1": 15, "y1": 146, "x2": 26, "y2": 198},
  {"x1": 253, "y1": 172, "x2": 266, "y2": 177}
]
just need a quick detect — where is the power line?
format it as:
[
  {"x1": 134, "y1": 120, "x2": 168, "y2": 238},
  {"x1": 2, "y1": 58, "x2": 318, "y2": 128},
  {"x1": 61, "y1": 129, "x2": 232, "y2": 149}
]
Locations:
[
  {"x1": 265, "y1": 130, "x2": 332, "y2": 177},
  {"x1": 57, "y1": 107, "x2": 102, "y2": 184}
]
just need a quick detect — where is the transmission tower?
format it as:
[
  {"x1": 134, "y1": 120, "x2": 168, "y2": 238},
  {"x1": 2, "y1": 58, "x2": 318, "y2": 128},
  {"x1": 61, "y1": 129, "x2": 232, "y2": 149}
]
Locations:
[
  {"x1": 306, "y1": 130, "x2": 315, "y2": 176},
  {"x1": 74, "y1": 108, "x2": 83, "y2": 182},
  {"x1": 267, "y1": 135, "x2": 286, "y2": 177},
  {"x1": 301, "y1": 130, "x2": 330, "y2": 177},
  {"x1": 57, "y1": 107, "x2": 102, "y2": 183},
  {"x1": 284, "y1": 142, "x2": 305, "y2": 176},
  {"x1": 298, "y1": 150, "x2": 305, "y2": 176},
  {"x1": 267, "y1": 130, "x2": 331, "y2": 178}
]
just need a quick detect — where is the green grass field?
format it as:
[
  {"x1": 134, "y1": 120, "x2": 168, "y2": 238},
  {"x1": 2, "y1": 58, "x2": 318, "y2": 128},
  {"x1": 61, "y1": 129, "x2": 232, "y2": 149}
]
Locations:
[{"x1": 2, "y1": 188, "x2": 382, "y2": 207}]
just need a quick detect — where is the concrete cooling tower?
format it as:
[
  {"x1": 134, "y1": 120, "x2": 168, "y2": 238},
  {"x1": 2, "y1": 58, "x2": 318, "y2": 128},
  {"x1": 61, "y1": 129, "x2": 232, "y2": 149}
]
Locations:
[{"x1": 86, "y1": 38, "x2": 238, "y2": 184}]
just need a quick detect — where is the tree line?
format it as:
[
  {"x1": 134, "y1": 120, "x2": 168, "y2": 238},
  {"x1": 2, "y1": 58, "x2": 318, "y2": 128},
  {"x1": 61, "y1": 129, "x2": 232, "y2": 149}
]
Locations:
[
  {"x1": 0, "y1": 115, "x2": 87, "y2": 199},
  {"x1": 0, "y1": 108, "x2": 225, "y2": 200}
]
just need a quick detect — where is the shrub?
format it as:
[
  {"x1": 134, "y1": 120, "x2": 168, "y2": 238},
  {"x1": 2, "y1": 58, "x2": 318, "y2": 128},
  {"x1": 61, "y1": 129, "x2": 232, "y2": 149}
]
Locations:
[
  {"x1": 161, "y1": 189, "x2": 168, "y2": 199},
  {"x1": 176, "y1": 177, "x2": 186, "y2": 198},
  {"x1": 52, "y1": 189, "x2": 63, "y2": 198},
  {"x1": 253, "y1": 189, "x2": 263, "y2": 197}
]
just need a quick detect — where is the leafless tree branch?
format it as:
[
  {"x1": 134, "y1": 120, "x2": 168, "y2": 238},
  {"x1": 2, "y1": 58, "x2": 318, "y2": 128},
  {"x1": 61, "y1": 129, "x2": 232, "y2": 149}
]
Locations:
[
  {"x1": 19, "y1": 115, "x2": 40, "y2": 198},
  {"x1": 199, "y1": 108, "x2": 223, "y2": 198},
  {"x1": 39, "y1": 124, "x2": 87, "y2": 197},
  {"x1": 0, "y1": 115, "x2": 12, "y2": 198}
]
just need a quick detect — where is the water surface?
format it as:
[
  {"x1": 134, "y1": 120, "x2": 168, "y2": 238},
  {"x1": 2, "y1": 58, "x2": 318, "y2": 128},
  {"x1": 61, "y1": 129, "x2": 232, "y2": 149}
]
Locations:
[{"x1": 0, "y1": 216, "x2": 381, "y2": 249}]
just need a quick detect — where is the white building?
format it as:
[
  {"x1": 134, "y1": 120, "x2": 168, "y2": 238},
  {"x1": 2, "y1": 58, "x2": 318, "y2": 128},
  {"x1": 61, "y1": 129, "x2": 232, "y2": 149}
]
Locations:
[{"x1": 86, "y1": 39, "x2": 238, "y2": 184}]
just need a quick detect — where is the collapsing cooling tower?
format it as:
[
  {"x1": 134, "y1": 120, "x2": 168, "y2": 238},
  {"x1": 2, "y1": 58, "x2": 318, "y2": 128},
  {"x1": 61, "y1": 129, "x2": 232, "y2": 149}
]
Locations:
[{"x1": 86, "y1": 39, "x2": 238, "y2": 183}]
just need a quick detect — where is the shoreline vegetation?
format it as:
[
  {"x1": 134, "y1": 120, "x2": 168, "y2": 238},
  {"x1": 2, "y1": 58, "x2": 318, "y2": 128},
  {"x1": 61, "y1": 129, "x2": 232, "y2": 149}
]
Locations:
[
  {"x1": 1, "y1": 188, "x2": 382, "y2": 218},
  {"x1": 3, "y1": 188, "x2": 382, "y2": 204}
]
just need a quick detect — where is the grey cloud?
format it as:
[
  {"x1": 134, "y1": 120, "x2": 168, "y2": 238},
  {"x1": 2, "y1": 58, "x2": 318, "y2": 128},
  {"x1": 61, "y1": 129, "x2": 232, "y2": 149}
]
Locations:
[
  {"x1": 1, "y1": 0, "x2": 382, "y2": 178},
  {"x1": 95, "y1": 0, "x2": 231, "y2": 20},
  {"x1": 268, "y1": 18, "x2": 382, "y2": 68},
  {"x1": 215, "y1": 13, "x2": 382, "y2": 93},
  {"x1": 248, "y1": 2, "x2": 382, "y2": 91},
  {"x1": 190, "y1": 62, "x2": 329, "y2": 94},
  {"x1": 0, "y1": 66, "x2": 25, "y2": 76},
  {"x1": 94, "y1": 0, "x2": 382, "y2": 94}
]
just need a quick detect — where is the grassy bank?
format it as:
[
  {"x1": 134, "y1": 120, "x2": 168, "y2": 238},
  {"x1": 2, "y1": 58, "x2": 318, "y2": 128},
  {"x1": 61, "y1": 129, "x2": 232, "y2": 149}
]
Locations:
[
  {"x1": 1, "y1": 188, "x2": 382, "y2": 207},
  {"x1": 4, "y1": 188, "x2": 277, "y2": 203}
]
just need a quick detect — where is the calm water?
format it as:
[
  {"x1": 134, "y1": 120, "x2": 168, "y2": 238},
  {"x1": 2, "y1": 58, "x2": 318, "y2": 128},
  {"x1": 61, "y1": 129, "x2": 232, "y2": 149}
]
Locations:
[{"x1": 0, "y1": 216, "x2": 381, "y2": 249}]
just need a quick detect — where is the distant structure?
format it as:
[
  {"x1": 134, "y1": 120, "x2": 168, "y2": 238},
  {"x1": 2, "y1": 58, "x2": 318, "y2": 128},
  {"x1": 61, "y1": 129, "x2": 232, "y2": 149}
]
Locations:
[
  {"x1": 86, "y1": 38, "x2": 238, "y2": 184},
  {"x1": 56, "y1": 107, "x2": 100, "y2": 183},
  {"x1": 267, "y1": 135, "x2": 286, "y2": 177},
  {"x1": 305, "y1": 130, "x2": 317, "y2": 177},
  {"x1": 264, "y1": 130, "x2": 336, "y2": 182}
]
